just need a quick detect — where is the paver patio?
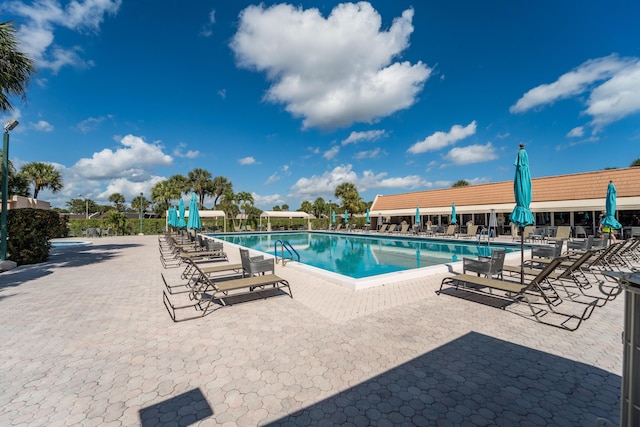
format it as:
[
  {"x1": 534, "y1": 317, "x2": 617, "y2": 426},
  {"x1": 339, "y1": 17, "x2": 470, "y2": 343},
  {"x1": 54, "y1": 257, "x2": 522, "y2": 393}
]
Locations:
[{"x1": 0, "y1": 235, "x2": 624, "y2": 426}]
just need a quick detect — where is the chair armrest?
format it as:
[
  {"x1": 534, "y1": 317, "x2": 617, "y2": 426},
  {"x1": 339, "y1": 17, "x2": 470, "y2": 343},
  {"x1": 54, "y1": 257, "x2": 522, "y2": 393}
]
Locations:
[
  {"x1": 463, "y1": 258, "x2": 490, "y2": 275},
  {"x1": 245, "y1": 258, "x2": 274, "y2": 276}
]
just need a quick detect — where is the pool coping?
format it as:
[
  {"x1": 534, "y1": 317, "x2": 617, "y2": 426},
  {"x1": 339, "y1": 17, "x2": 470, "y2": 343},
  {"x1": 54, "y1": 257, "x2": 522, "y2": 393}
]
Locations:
[{"x1": 209, "y1": 232, "x2": 529, "y2": 290}]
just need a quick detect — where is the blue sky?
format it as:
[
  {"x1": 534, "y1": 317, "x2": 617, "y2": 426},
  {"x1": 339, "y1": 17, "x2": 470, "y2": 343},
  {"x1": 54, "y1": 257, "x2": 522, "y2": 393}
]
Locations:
[{"x1": 2, "y1": 0, "x2": 640, "y2": 210}]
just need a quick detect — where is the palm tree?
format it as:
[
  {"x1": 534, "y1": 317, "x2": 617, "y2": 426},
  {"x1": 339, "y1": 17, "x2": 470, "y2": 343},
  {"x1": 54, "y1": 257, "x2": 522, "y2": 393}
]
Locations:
[
  {"x1": 219, "y1": 190, "x2": 239, "y2": 227},
  {"x1": 299, "y1": 200, "x2": 312, "y2": 213},
  {"x1": 236, "y1": 191, "x2": 254, "y2": 225},
  {"x1": 0, "y1": 153, "x2": 29, "y2": 197},
  {"x1": 188, "y1": 168, "x2": 213, "y2": 208},
  {"x1": 212, "y1": 176, "x2": 233, "y2": 208},
  {"x1": 108, "y1": 193, "x2": 125, "y2": 212},
  {"x1": 167, "y1": 174, "x2": 190, "y2": 199},
  {"x1": 335, "y1": 182, "x2": 365, "y2": 215},
  {"x1": 452, "y1": 179, "x2": 469, "y2": 187},
  {"x1": 630, "y1": 158, "x2": 640, "y2": 167},
  {"x1": 19, "y1": 162, "x2": 63, "y2": 199},
  {"x1": 151, "y1": 180, "x2": 172, "y2": 215},
  {"x1": 0, "y1": 21, "x2": 36, "y2": 112}
]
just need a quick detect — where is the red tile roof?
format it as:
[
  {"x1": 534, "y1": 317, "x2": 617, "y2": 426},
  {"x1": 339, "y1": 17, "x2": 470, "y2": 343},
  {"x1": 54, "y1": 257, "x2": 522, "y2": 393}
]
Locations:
[{"x1": 372, "y1": 167, "x2": 640, "y2": 210}]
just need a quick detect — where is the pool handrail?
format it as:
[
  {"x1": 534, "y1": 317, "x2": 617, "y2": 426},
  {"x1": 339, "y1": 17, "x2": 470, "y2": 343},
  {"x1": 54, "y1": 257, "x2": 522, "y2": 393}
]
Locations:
[{"x1": 274, "y1": 240, "x2": 300, "y2": 265}]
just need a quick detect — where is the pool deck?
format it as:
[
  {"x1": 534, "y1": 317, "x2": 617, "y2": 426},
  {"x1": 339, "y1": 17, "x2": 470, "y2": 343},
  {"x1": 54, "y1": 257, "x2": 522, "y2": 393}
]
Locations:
[{"x1": 0, "y1": 234, "x2": 624, "y2": 426}]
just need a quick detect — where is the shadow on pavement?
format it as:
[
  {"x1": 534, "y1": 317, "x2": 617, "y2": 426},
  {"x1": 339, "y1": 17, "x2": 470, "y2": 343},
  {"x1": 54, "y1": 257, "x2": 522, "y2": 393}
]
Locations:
[
  {"x1": 266, "y1": 331, "x2": 620, "y2": 426},
  {"x1": 139, "y1": 388, "x2": 213, "y2": 426}
]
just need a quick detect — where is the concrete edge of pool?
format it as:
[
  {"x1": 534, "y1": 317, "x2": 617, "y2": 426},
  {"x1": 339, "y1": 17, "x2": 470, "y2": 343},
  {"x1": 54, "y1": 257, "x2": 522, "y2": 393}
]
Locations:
[{"x1": 210, "y1": 235, "x2": 529, "y2": 290}]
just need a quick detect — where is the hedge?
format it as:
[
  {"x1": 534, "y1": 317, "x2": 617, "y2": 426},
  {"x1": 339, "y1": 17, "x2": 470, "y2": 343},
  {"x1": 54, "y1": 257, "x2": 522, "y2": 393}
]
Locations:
[{"x1": 7, "y1": 208, "x2": 68, "y2": 265}]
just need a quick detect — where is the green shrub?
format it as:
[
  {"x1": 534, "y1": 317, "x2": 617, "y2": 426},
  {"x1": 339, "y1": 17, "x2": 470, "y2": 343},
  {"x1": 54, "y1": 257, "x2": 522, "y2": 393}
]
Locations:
[{"x1": 7, "y1": 208, "x2": 68, "y2": 265}]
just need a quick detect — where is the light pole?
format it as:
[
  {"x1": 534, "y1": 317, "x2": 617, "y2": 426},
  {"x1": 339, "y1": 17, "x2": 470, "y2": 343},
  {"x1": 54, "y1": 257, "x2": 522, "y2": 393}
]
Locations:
[
  {"x1": 138, "y1": 192, "x2": 143, "y2": 235},
  {"x1": 78, "y1": 194, "x2": 88, "y2": 219},
  {"x1": 1, "y1": 119, "x2": 19, "y2": 263}
]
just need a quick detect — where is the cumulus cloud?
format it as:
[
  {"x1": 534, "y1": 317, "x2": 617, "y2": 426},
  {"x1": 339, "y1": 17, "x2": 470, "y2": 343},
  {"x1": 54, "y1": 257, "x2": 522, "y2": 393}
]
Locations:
[
  {"x1": 173, "y1": 142, "x2": 200, "y2": 158},
  {"x1": 443, "y1": 142, "x2": 497, "y2": 165},
  {"x1": 342, "y1": 129, "x2": 387, "y2": 145},
  {"x1": 252, "y1": 192, "x2": 285, "y2": 209},
  {"x1": 32, "y1": 120, "x2": 53, "y2": 132},
  {"x1": 354, "y1": 148, "x2": 385, "y2": 159},
  {"x1": 238, "y1": 156, "x2": 256, "y2": 165},
  {"x1": 76, "y1": 115, "x2": 111, "y2": 133},
  {"x1": 323, "y1": 146, "x2": 340, "y2": 160},
  {"x1": 289, "y1": 164, "x2": 429, "y2": 200},
  {"x1": 567, "y1": 126, "x2": 584, "y2": 138},
  {"x1": 72, "y1": 134, "x2": 172, "y2": 180},
  {"x1": 510, "y1": 54, "x2": 640, "y2": 129},
  {"x1": 96, "y1": 175, "x2": 165, "y2": 202},
  {"x1": 6, "y1": 0, "x2": 122, "y2": 72},
  {"x1": 230, "y1": 2, "x2": 431, "y2": 129},
  {"x1": 408, "y1": 121, "x2": 477, "y2": 154}
]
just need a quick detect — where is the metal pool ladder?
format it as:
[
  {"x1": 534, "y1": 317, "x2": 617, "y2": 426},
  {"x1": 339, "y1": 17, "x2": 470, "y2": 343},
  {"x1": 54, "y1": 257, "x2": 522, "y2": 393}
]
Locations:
[{"x1": 274, "y1": 240, "x2": 300, "y2": 266}]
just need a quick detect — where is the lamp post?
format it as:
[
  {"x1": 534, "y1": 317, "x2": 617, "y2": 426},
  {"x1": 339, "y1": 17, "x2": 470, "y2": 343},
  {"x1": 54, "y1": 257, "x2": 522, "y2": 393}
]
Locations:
[
  {"x1": 138, "y1": 192, "x2": 143, "y2": 235},
  {"x1": 78, "y1": 194, "x2": 88, "y2": 219},
  {"x1": 1, "y1": 119, "x2": 19, "y2": 263}
]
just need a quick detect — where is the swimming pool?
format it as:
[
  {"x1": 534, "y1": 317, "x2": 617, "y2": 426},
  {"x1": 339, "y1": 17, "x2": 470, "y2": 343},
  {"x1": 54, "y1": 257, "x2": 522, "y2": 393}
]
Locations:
[{"x1": 211, "y1": 231, "x2": 519, "y2": 281}]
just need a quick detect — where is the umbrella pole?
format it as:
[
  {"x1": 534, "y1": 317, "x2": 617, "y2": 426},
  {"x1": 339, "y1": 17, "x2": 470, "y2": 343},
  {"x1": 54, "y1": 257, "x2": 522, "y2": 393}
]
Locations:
[{"x1": 520, "y1": 227, "x2": 525, "y2": 285}]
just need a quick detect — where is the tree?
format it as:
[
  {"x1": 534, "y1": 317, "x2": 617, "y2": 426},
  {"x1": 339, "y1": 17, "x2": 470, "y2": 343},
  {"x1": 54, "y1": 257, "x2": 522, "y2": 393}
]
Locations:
[
  {"x1": 299, "y1": 200, "x2": 312, "y2": 213},
  {"x1": 131, "y1": 195, "x2": 150, "y2": 212},
  {"x1": 236, "y1": 191, "x2": 254, "y2": 225},
  {"x1": 334, "y1": 182, "x2": 365, "y2": 214},
  {"x1": 167, "y1": 174, "x2": 190, "y2": 199},
  {"x1": 212, "y1": 176, "x2": 233, "y2": 208},
  {"x1": 66, "y1": 198, "x2": 99, "y2": 216},
  {"x1": 188, "y1": 168, "x2": 213, "y2": 208},
  {"x1": 272, "y1": 205, "x2": 281, "y2": 211},
  {"x1": 19, "y1": 162, "x2": 63, "y2": 199},
  {"x1": 108, "y1": 193, "x2": 125, "y2": 212},
  {"x1": 452, "y1": 180, "x2": 469, "y2": 187},
  {"x1": 219, "y1": 190, "x2": 239, "y2": 225},
  {"x1": 311, "y1": 197, "x2": 326, "y2": 218},
  {"x1": 282, "y1": 204, "x2": 289, "y2": 211},
  {"x1": 0, "y1": 21, "x2": 36, "y2": 113},
  {"x1": 0, "y1": 153, "x2": 29, "y2": 197},
  {"x1": 631, "y1": 158, "x2": 640, "y2": 167}
]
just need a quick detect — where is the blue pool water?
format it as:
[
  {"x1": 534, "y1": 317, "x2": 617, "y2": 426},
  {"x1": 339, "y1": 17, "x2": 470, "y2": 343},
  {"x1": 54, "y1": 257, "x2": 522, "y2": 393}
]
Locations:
[
  {"x1": 51, "y1": 240, "x2": 92, "y2": 248},
  {"x1": 212, "y1": 232, "x2": 519, "y2": 279}
]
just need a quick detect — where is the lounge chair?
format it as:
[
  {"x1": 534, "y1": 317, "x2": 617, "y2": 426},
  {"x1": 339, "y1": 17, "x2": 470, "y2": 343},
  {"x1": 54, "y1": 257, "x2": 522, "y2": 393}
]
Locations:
[
  {"x1": 462, "y1": 248, "x2": 505, "y2": 278},
  {"x1": 377, "y1": 224, "x2": 388, "y2": 233},
  {"x1": 503, "y1": 250, "x2": 616, "y2": 307},
  {"x1": 163, "y1": 262, "x2": 292, "y2": 322},
  {"x1": 240, "y1": 248, "x2": 275, "y2": 277},
  {"x1": 550, "y1": 225, "x2": 572, "y2": 242},
  {"x1": 396, "y1": 223, "x2": 410, "y2": 234},
  {"x1": 459, "y1": 224, "x2": 478, "y2": 239},
  {"x1": 438, "y1": 256, "x2": 597, "y2": 331},
  {"x1": 438, "y1": 225, "x2": 457, "y2": 238},
  {"x1": 574, "y1": 226, "x2": 588, "y2": 238}
]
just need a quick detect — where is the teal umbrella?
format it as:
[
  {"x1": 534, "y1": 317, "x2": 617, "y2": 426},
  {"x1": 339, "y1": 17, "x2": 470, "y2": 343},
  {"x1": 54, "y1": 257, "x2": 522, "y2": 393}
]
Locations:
[
  {"x1": 509, "y1": 144, "x2": 535, "y2": 284},
  {"x1": 365, "y1": 209, "x2": 370, "y2": 224},
  {"x1": 331, "y1": 210, "x2": 336, "y2": 224},
  {"x1": 167, "y1": 207, "x2": 177, "y2": 227},
  {"x1": 415, "y1": 206, "x2": 421, "y2": 224},
  {"x1": 451, "y1": 203, "x2": 457, "y2": 224},
  {"x1": 177, "y1": 199, "x2": 187, "y2": 228},
  {"x1": 344, "y1": 210, "x2": 348, "y2": 224},
  {"x1": 187, "y1": 193, "x2": 201, "y2": 230},
  {"x1": 601, "y1": 180, "x2": 622, "y2": 243}
]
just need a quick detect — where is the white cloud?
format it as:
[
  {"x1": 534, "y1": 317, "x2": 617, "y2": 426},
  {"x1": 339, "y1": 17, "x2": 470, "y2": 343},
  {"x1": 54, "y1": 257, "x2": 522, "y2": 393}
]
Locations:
[
  {"x1": 567, "y1": 126, "x2": 584, "y2": 138},
  {"x1": 238, "y1": 156, "x2": 256, "y2": 165},
  {"x1": 510, "y1": 54, "x2": 640, "y2": 129},
  {"x1": 76, "y1": 116, "x2": 108, "y2": 133},
  {"x1": 264, "y1": 172, "x2": 280, "y2": 185},
  {"x1": 217, "y1": 89, "x2": 226, "y2": 99},
  {"x1": 443, "y1": 142, "x2": 497, "y2": 165},
  {"x1": 72, "y1": 134, "x2": 172, "y2": 180},
  {"x1": 96, "y1": 175, "x2": 165, "y2": 202},
  {"x1": 201, "y1": 9, "x2": 216, "y2": 37},
  {"x1": 323, "y1": 146, "x2": 340, "y2": 160},
  {"x1": 252, "y1": 192, "x2": 285, "y2": 209},
  {"x1": 32, "y1": 120, "x2": 53, "y2": 132},
  {"x1": 408, "y1": 121, "x2": 477, "y2": 154},
  {"x1": 230, "y1": 2, "x2": 431, "y2": 129},
  {"x1": 342, "y1": 129, "x2": 387, "y2": 145},
  {"x1": 289, "y1": 164, "x2": 429, "y2": 200},
  {"x1": 354, "y1": 148, "x2": 384, "y2": 159},
  {"x1": 173, "y1": 142, "x2": 200, "y2": 158},
  {"x1": 6, "y1": 0, "x2": 122, "y2": 72}
]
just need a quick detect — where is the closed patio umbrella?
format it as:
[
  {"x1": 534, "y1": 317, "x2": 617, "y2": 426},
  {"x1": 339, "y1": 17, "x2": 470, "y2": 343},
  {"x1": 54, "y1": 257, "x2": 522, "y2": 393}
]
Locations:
[
  {"x1": 509, "y1": 144, "x2": 535, "y2": 284},
  {"x1": 331, "y1": 210, "x2": 336, "y2": 224},
  {"x1": 365, "y1": 209, "x2": 370, "y2": 224},
  {"x1": 601, "y1": 180, "x2": 622, "y2": 244},
  {"x1": 451, "y1": 203, "x2": 457, "y2": 224},
  {"x1": 167, "y1": 207, "x2": 177, "y2": 228},
  {"x1": 187, "y1": 193, "x2": 201, "y2": 230},
  {"x1": 177, "y1": 199, "x2": 187, "y2": 228},
  {"x1": 415, "y1": 206, "x2": 421, "y2": 224},
  {"x1": 344, "y1": 210, "x2": 348, "y2": 224}
]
